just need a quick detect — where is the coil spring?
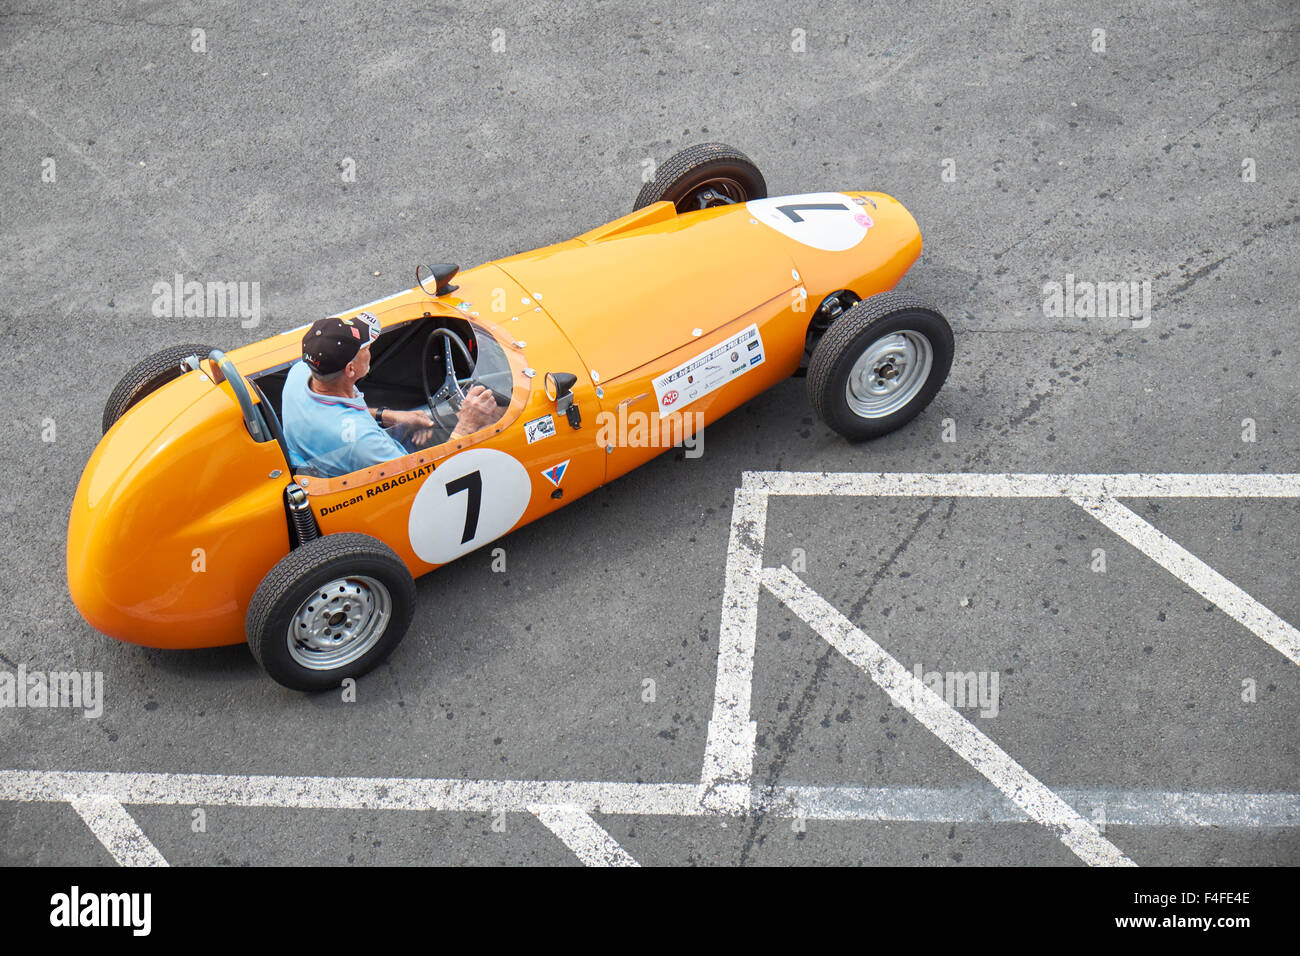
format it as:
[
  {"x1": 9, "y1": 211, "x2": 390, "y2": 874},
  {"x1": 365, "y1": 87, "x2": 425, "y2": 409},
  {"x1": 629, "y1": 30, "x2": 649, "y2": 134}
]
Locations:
[{"x1": 286, "y1": 484, "x2": 320, "y2": 546}]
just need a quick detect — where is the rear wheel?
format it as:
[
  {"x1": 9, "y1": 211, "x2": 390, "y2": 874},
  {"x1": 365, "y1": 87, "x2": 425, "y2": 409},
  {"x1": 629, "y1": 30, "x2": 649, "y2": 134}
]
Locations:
[
  {"x1": 634, "y1": 143, "x2": 767, "y2": 212},
  {"x1": 807, "y1": 292, "x2": 954, "y2": 441},
  {"x1": 246, "y1": 533, "x2": 417, "y2": 692},
  {"x1": 101, "y1": 343, "x2": 212, "y2": 433}
]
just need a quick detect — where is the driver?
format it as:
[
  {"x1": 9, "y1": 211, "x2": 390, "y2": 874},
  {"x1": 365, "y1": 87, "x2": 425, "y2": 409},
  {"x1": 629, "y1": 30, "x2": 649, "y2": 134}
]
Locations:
[{"x1": 282, "y1": 314, "x2": 498, "y2": 477}]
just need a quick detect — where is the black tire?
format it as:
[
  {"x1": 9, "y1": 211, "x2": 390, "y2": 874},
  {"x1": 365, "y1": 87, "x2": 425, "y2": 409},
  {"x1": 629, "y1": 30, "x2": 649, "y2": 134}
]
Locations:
[
  {"x1": 807, "y1": 291, "x2": 954, "y2": 441},
  {"x1": 634, "y1": 143, "x2": 767, "y2": 212},
  {"x1": 246, "y1": 533, "x2": 417, "y2": 692},
  {"x1": 102, "y1": 343, "x2": 213, "y2": 434}
]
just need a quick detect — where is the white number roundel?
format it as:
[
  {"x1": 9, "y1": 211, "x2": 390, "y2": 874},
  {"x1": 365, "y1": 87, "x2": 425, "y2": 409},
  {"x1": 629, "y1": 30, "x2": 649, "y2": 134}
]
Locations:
[
  {"x1": 746, "y1": 192, "x2": 872, "y2": 252},
  {"x1": 408, "y1": 448, "x2": 531, "y2": 564}
]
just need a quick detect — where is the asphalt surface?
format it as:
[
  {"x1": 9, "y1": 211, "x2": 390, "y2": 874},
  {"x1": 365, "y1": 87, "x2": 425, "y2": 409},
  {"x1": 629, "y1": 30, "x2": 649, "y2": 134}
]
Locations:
[{"x1": 1, "y1": 0, "x2": 1297, "y2": 866}]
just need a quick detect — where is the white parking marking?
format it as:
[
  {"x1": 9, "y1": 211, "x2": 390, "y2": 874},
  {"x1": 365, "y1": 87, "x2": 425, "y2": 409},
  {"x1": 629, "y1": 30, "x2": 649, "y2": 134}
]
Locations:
[
  {"x1": 530, "y1": 805, "x2": 640, "y2": 866},
  {"x1": 741, "y1": 472, "x2": 1300, "y2": 498},
  {"x1": 701, "y1": 488, "x2": 767, "y2": 809},
  {"x1": 0, "y1": 772, "x2": 1288, "y2": 827},
  {"x1": 68, "y1": 794, "x2": 168, "y2": 867},
  {"x1": 9, "y1": 472, "x2": 1295, "y2": 865},
  {"x1": 7, "y1": 772, "x2": 700, "y2": 816},
  {"x1": 1072, "y1": 495, "x2": 1300, "y2": 665},
  {"x1": 760, "y1": 565, "x2": 1134, "y2": 867},
  {"x1": 768, "y1": 785, "x2": 1300, "y2": 828}
]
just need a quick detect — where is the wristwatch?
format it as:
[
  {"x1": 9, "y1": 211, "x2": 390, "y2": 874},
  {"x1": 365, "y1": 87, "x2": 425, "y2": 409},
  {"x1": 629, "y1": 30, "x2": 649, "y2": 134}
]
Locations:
[{"x1": 373, "y1": 406, "x2": 388, "y2": 424}]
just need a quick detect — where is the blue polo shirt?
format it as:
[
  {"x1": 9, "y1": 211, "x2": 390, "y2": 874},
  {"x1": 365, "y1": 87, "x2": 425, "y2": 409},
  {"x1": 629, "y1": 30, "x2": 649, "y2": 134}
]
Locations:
[{"x1": 281, "y1": 360, "x2": 406, "y2": 476}]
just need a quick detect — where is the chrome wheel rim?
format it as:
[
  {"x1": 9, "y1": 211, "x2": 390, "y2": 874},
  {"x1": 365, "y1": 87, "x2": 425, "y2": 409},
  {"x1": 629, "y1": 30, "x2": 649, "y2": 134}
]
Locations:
[
  {"x1": 287, "y1": 575, "x2": 391, "y2": 671},
  {"x1": 845, "y1": 331, "x2": 933, "y2": 418}
]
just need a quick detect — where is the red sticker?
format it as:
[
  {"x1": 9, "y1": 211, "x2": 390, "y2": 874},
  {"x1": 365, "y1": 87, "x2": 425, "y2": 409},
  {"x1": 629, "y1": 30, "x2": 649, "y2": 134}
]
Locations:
[{"x1": 662, "y1": 390, "x2": 679, "y2": 406}]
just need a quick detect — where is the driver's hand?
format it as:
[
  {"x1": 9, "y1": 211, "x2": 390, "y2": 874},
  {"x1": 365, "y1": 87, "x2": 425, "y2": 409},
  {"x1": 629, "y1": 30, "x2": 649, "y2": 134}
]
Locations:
[
  {"x1": 387, "y1": 409, "x2": 434, "y2": 429},
  {"x1": 450, "y1": 385, "x2": 498, "y2": 439}
]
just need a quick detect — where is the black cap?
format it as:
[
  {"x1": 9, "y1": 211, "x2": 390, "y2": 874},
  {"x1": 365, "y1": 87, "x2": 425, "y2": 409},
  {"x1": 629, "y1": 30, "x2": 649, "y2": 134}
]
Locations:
[{"x1": 302, "y1": 315, "x2": 377, "y2": 374}]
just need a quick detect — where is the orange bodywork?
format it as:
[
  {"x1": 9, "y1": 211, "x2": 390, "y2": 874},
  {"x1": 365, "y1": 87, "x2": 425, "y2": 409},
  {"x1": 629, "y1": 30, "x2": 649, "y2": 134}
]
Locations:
[{"x1": 67, "y1": 192, "x2": 922, "y2": 648}]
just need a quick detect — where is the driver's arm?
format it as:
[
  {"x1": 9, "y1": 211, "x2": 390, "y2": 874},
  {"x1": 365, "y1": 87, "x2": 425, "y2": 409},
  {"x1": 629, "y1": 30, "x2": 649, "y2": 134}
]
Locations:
[
  {"x1": 373, "y1": 407, "x2": 434, "y2": 429},
  {"x1": 449, "y1": 385, "x2": 499, "y2": 439}
]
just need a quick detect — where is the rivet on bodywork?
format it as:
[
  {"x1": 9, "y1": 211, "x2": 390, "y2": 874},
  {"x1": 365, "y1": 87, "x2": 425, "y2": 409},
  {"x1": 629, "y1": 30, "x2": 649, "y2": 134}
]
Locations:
[
  {"x1": 596, "y1": 387, "x2": 604, "y2": 398},
  {"x1": 590, "y1": 369, "x2": 601, "y2": 383},
  {"x1": 523, "y1": 368, "x2": 536, "y2": 378},
  {"x1": 269, "y1": 469, "x2": 282, "y2": 479}
]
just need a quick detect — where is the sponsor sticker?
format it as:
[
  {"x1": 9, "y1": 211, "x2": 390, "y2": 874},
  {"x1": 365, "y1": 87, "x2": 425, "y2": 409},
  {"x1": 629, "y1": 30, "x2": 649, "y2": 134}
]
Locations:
[
  {"x1": 540, "y1": 460, "x2": 569, "y2": 487},
  {"x1": 652, "y1": 323, "x2": 766, "y2": 416},
  {"x1": 524, "y1": 414, "x2": 557, "y2": 443}
]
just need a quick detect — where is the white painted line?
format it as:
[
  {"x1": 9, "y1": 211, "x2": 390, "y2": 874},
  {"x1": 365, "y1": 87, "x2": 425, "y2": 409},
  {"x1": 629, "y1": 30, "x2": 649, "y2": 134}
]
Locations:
[
  {"x1": 758, "y1": 565, "x2": 1135, "y2": 867},
  {"x1": 1072, "y1": 495, "x2": 1300, "y2": 666},
  {"x1": 741, "y1": 472, "x2": 1300, "y2": 499},
  {"x1": 530, "y1": 805, "x2": 640, "y2": 866},
  {"x1": 763, "y1": 786, "x2": 1300, "y2": 828},
  {"x1": 700, "y1": 488, "x2": 767, "y2": 809},
  {"x1": 7, "y1": 773, "x2": 701, "y2": 817},
  {"x1": 0, "y1": 773, "x2": 1291, "y2": 828},
  {"x1": 68, "y1": 794, "x2": 168, "y2": 867}
]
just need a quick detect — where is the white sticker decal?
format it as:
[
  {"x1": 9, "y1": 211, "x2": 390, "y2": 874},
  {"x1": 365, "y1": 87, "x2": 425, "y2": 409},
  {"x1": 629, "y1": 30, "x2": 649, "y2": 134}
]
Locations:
[
  {"x1": 652, "y1": 323, "x2": 765, "y2": 416},
  {"x1": 408, "y1": 448, "x2": 531, "y2": 564},
  {"x1": 524, "y1": 414, "x2": 557, "y2": 443},
  {"x1": 746, "y1": 192, "x2": 871, "y2": 252}
]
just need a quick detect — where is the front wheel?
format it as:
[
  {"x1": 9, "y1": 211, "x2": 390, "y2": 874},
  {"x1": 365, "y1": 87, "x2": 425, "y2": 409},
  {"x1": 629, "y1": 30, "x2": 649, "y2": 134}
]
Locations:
[
  {"x1": 246, "y1": 533, "x2": 417, "y2": 691},
  {"x1": 807, "y1": 292, "x2": 954, "y2": 441}
]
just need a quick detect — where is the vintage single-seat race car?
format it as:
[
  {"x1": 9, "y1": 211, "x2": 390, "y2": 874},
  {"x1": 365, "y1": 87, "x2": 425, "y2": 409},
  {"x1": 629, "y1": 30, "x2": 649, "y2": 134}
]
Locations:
[{"x1": 67, "y1": 144, "x2": 955, "y2": 690}]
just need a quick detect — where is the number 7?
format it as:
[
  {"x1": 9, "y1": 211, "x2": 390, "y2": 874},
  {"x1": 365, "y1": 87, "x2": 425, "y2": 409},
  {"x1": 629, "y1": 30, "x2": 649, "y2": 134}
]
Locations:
[
  {"x1": 445, "y1": 471, "x2": 482, "y2": 544},
  {"x1": 776, "y1": 202, "x2": 849, "y2": 223}
]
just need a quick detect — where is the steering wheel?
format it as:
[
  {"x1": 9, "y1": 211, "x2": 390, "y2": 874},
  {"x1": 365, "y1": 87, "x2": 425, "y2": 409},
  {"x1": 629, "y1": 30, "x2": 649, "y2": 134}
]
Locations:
[{"x1": 421, "y1": 328, "x2": 477, "y2": 432}]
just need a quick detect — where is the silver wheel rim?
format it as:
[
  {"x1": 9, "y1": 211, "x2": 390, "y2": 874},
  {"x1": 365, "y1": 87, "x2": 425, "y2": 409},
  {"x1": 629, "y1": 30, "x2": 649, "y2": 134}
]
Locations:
[
  {"x1": 287, "y1": 575, "x2": 391, "y2": 671},
  {"x1": 844, "y1": 331, "x2": 933, "y2": 418}
]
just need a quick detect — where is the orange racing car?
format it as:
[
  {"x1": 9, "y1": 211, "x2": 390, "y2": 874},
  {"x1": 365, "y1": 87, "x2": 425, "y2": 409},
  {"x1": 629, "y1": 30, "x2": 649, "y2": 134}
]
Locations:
[{"x1": 67, "y1": 144, "x2": 955, "y2": 690}]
